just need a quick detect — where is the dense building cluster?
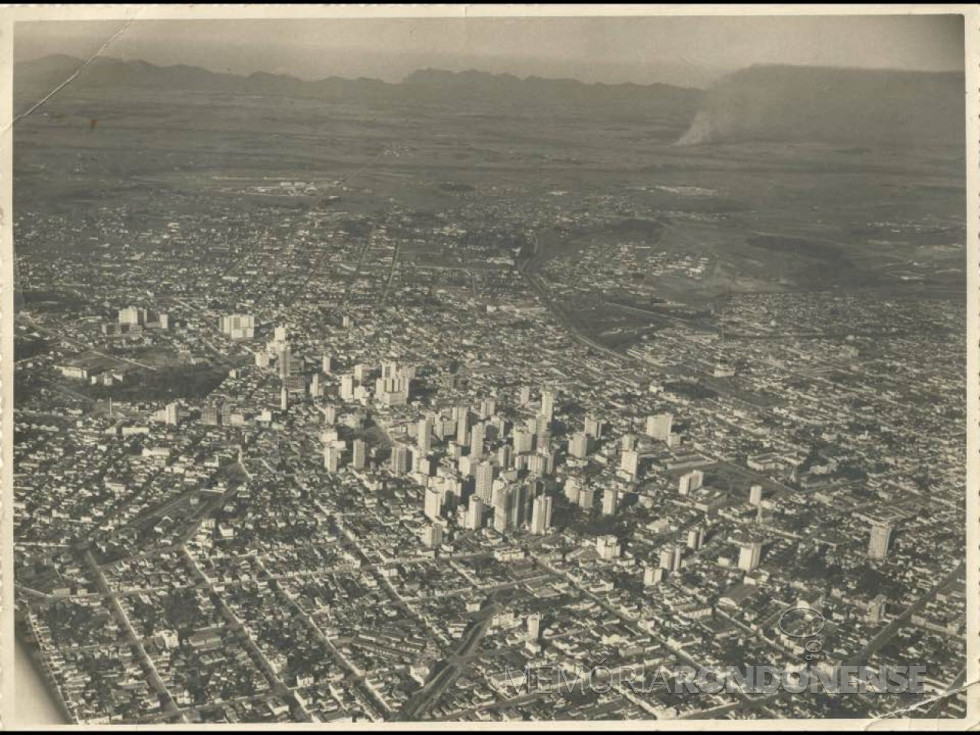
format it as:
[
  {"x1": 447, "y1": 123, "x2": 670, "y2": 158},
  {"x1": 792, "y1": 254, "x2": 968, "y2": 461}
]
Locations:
[{"x1": 13, "y1": 143, "x2": 965, "y2": 723}]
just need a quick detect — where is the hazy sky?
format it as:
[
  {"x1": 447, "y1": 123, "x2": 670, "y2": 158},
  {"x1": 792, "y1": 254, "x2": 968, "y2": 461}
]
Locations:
[{"x1": 14, "y1": 13, "x2": 965, "y2": 88}]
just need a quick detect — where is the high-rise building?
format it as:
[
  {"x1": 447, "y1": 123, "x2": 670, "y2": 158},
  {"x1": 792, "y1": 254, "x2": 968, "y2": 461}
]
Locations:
[
  {"x1": 340, "y1": 375, "x2": 355, "y2": 402},
  {"x1": 569, "y1": 432, "x2": 591, "y2": 460},
  {"x1": 672, "y1": 545, "x2": 684, "y2": 572},
  {"x1": 602, "y1": 489, "x2": 619, "y2": 516},
  {"x1": 513, "y1": 429, "x2": 534, "y2": 454},
  {"x1": 447, "y1": 477, "x2": 464, "y2": 504},
  {"x1": 285, "y1": 374, "x2": 307, "y2": 395},
  {"x1": 530, "y1": 495, "x2": 553, "y2": 535},
  {"x1": 375, "y1": 361, "x2": 411, "y2": 406},
  {"x1": 201, "y1": 405, "x2": 220, "y2": 426},
  {"x1": 475, "y1": 461, "x2": 495, "y2": 503},
  {"x1": 352, "y1": 439, "x2": 366, "y2": 470},
  {"x1": 520, "y1": 385, "x2": 532, "y2": 406},
  {"x1": 621, "y1": 434, "x2": 637, "y2": 452},
  {"x1": 563, "y1": 476, "x2": 581, "y2": 503},
  {"x1": 527, "y1": 613, "x2": 541, "y2": 644},
  {"x1": 620, "y1": 449, "x2": 639, "y2": 478},
  {"x1": 390, "y1": 445, "x2": 410, "y2": 475},
  {"x1": 527, "y1": 453, "x2": 550, "y2": 476},
  {"x1": 310, "y1": 373, "x2": 320, "y2": 399},
  {"x1": 540, "y1": 388, "x2": 555, "y2": 422},
  {"x1": 278, "y1": 345, "x2": 292, "y2": 380},
  {"x1": 492, "y1": 484, "x2": 512, "y2": 533},
  {"x1": 584, "y1": 413, "x2": 603, "y2": 438},
  {"x1": 492, "y1": 417, "x2": 509, "y2": 440},
  {"x1": 165, "y1": 402, "x2": 180, "y2": 426},
  {"x1": 596, "y1": 535, "x2": 621, "y2": 561},
  {"x1": 458, "y1": 455, "x2": 475, "y2": 478},
  {"x1": 578, "y1": 485, "x2": 595, "y2": 511},
  {"x1": 417, "y1": 455, "x2": 434, "y2": 478},
  {"x1": 119, "y1": 306, "x2": 142, "y2": 326},
  {"x1": 455, "y1": 409, "x2": 470, "y2": 445},
  {"x1": 687, "y1": 528, "x2": 702, "y2": 550},
  {"x1": 465, "y1": 498, "x2": 485, "y2": 531},
  {"x1": 479, "y1": 397, "x2": 496, "y2": 420},
  {"x1": 749, "y1": 484, "x2": 763, "y2": 506},
  {"x1": 220, "y1": 313, "x2": 255, "y2": 340},
  {"x1": 868, "y1": 522, "x2": 893, "y2": 561},
  {"x1": 424, "y1": 487, "x2": 444, "y2": 521},
  {"x1": 422, "y1": 524, "x2": 444, "y2": 548},
  {"x1": 381, "y1": 376, "x2": 411, "y2": 406},
  {"x1": 535, "y1": 421, "x2": 551, "y2": 451},
  {"x1": 324, "y1": 445, "x2": 342, "y2": 473},
  {"x1": 436, "y1": 416, "x2": 454, "y2": 440},
  {"x1": 410, "y1": 447, "x2": 424, "y2": 474},
  {"x1": 470, "y1": 423, "x2": 485, "y2": 458},
  {"x1": 418, "y1": 417, "x2": 433, "y2": 453},
  {"x1": 659, "y1": 547, "x2": 675, "y2": 570},
  {"x1": 280, "y1": 386, "x2": 289, "y2": 412},
  {"x1": 493, "y1": 444, "x2": 510, "y2": 471},
  {"x1": 322, "y1": 355, "x2": 334, "y2": 373},
  {"x1": 644, "y1": 566, "x2": 665, "y2": 586},
  {"x1": 510, "y1": 483, "x2": 530, "y2": 529},
  {"x1": 645, "y1": 413, "x2": 673, "y2": 441},
  {"x1": 678, "y1": 470, "x2": 704, "y2": 495},
  {"x1": 738, "y1": 541, "x2": 763, "y2": 572}
]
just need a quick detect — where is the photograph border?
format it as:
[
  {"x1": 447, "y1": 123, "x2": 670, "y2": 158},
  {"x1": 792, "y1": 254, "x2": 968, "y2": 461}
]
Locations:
[{"x1": 0, "y1": 4, "x2": 976, "y2": 730}]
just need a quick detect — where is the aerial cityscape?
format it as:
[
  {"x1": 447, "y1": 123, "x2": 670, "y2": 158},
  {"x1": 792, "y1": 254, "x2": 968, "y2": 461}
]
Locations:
[{"x1": 11, "y1": 13, "x2": 969, "y2": 725}]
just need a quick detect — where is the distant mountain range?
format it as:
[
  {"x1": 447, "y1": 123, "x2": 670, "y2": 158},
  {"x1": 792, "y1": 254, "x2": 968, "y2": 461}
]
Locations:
[
  {"x1": 14, "y1": 54, "x2": 700, "y2": 120},
  {"x1": 16, "y1": 55, "x2": 965, "y2": 147}
]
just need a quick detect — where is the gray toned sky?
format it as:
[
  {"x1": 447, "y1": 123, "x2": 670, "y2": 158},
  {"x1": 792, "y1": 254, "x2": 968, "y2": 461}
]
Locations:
[{"x1": 14, "y1": 13, "x2": 965, "y2": 88}]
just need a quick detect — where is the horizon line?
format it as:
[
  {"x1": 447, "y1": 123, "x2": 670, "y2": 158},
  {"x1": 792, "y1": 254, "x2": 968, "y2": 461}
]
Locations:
[{"x1": 14, "y1": 53, "x2": 966, "y2": 92}]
